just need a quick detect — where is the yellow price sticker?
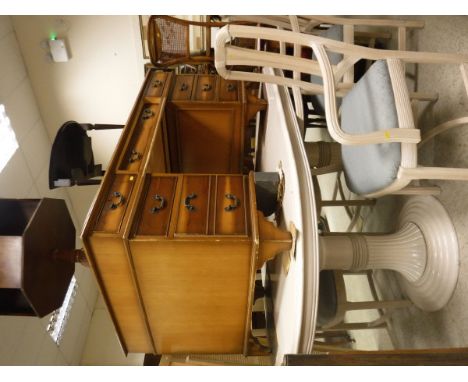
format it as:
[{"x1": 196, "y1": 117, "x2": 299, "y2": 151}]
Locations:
[{"x1": 384, "y1": 131, "x2": 391, "y2": 139}]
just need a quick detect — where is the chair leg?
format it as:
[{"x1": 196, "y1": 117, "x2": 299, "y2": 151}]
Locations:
[
  {"x1": 314, "y1": 330, "x2": 353, "y2": 341},
  {"x1": 330, "y1": 172, "x2": 375, "y2": 222},
  {"x1": 391, "y1": 185, "x2": 441, "y2": 195},
  {"x1": 410, "y1": 91, "x2": 439, "y2": 102},
  {"x1": 312, "y1": 342, "x2": 355, "y2": 353},
  {"x1": 341, "y1": 299, "x2": 412, "y2": 312},
  {"x1": 321, "y1": 321, "x2": 387, "y2": 331},
  {"x1": 418, "y1": 116, "x2": 468, "y2": 148},
  {"x1": 460, "y1": 63, "x2": 468, "y2": 96},
  {"x1": 320, "y1": 199, "x2": 376, "y2": 208},
  {"x1": 403, "y1": 166, "x2": 468, "y2": 181},
  {"x1": 310, "y1": 163, "x2": 342, "y2": 175},
  {"x1": 345, "y1": 206, "x2": 362, "y2": 233}
]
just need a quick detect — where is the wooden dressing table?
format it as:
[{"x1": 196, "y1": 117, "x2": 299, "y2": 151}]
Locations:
[{"x1": 81, "y1": 69, "x2": 292, "y2": 355}]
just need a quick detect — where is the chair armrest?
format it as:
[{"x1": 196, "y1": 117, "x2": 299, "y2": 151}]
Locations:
[{"x1": 312, "y1": 43, "x2": 421, "y2": 145}]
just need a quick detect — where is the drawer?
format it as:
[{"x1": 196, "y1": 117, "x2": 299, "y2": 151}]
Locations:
[
  {"x1": 215, "y1": 176, "x2": 247, "y2": 235},
  {"x1": 118, "y1": 103, "x2": 159, "y2": 171},
  {"x1": 193, "y1": 75, "x2": 217, "y2": 101},
  {"x1": 133, "y1": 175, "x2": 178, "y2": 236},
  {"x1": 171, "y1": 75, "x2": 195, "y2": 101},
  {"x1": 95, "y1": 174, "x2": 137, "y2": 233},
  {"x1": 218, "y1": 78, "x2": 239, "y2": 102},
  {"x1": 145, "y1": 71, "x2": 168, "y2": 97},
  {"x1": 175, "y1": 175, "x2": 211, "y2": 235}
]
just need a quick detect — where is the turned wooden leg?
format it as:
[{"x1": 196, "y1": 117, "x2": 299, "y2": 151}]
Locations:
[{"x1": 52, "y1": 248, "x2": 89, "y2": 267}]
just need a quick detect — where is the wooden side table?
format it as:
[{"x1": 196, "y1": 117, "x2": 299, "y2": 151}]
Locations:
[{"x1": 0, "y1": 198, "x2": 76, "y2": 317}]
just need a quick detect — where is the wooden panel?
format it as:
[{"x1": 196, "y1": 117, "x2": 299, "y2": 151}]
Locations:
[
  {"x1": 215, "y1": 176, "x2": 247, "y2": 236},
  {"x1": 218, "y1": 78, "x2": 239, "y2": 102},
  {"x1": 176, "y1": 108, "x2": 240, "y2": 173},
  {"x1": 134, "y1": 176, "x2": 177, "y2": 237},
  {"x1": 145, "y1": 71, "x2": 168, "y2": 97},
  {"x1": 283, "y1": 348, "x2": 468, "y2": 366},
  {"x1": 89, "y1": 235, "x2": 153, "y2": 353},
  {"x1": 130, "y1": 239, "x2": 252, "y2": 354},
  {"x1": 175, "y1": 175, "x2": 211, "y2": 236},
  {"x1": 193, "y1": 75, "x2": 217, "y2": 101},
  {"x1": 0, "y1": 237, "x2": 22, "y2": 288},
  {"x1": 164, "y1": 103, "x2": 180, "y2": 172},
  {"x1": 118, "y1": 103, "x2": 159, "y2": 172},
  {"x1": 147, "y1": 118, "x2": 169, "y2": 173},
  {"x1": 172, "y1": 75, "x2": 194, "y2": 101},
  {"x1": 94, "y1": 174, "x2": 136, "y2": 233}
]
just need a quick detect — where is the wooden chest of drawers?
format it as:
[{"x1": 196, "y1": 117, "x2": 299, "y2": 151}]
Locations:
[{"x1": 81, "y1": 69, "x2": 290, "y2": 355}]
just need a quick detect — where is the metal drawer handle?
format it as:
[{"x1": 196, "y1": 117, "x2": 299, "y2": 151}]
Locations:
[
  {"x1": 152, "y1": 79, "x2": 163, "y2": 87},
  {"x1": 227, "y1": 83, "x2": 236, "y2": 92},
  {"x1": 202, "y1": 83, "x2": 212, "y2": 92},
  {"x1": 109, "y1": 191, "x2": 125, "y2": 210},
  {"x1": 150, "y1": 194, "x2": 166, "y2": 214},
  {"x1": 142, "y1": 108, "x2": 154, "y2": 120},
  {"x1": 180, "y1": 83, "x2": 189, "y2": 91},
  {"x1": 225, "y1": 193, "x2": 240, "y2": 212},
  {"x1": 128, "y1": 149, "x2": 142, "y2": 163},
  {"x1": 184, "y1": 193, "x2": 197, "y2": 212}
]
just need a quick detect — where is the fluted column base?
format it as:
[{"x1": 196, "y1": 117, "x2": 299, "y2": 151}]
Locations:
[{"x1": 320, "y1": 196, "x2": 459, "y2": 312}]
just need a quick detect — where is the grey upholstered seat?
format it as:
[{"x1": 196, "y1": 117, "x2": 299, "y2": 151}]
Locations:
[{"x1": 340, "y1": 60, "x2": 401, "y2": 195}]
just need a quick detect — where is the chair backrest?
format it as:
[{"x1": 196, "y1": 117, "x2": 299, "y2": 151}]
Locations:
[{"x1": 148, "y1": 15, "x2": 229, "y2": 67}]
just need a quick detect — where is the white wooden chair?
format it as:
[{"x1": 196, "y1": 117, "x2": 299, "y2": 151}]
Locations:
[
  {"x1": 315, "y1": 216, "x2": 411, "y2": 336},
  {"x1": 223, "y1": 15, "x2": 424, "y2": 51},
  {"x1": 225, "y1": 15, "x2": 424, "y2": 119},
  {"x1": 214, "y1": 24, "x2": 468, "y2": 198},
  {"x1": 317, "y1": 269, "x2": 411, "y2": 333}
]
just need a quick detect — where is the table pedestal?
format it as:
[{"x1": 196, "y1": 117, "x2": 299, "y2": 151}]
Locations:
[{"x1": 320, "y1": 196, "x2": 459, "y2": 311}]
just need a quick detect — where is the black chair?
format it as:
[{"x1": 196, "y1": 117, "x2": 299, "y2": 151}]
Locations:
[{"x1": 49, "y1": 121, "x2": 123, "y2": 189}]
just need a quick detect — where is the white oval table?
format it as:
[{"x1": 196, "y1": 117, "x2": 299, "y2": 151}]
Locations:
[{"x1": 258, "y1": 68, "x2": 459, "y2": 365}]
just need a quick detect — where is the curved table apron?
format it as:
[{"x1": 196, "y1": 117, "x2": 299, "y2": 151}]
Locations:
[{"x1": 259, "y1": 69, "x2": 320, "y2": 364}]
